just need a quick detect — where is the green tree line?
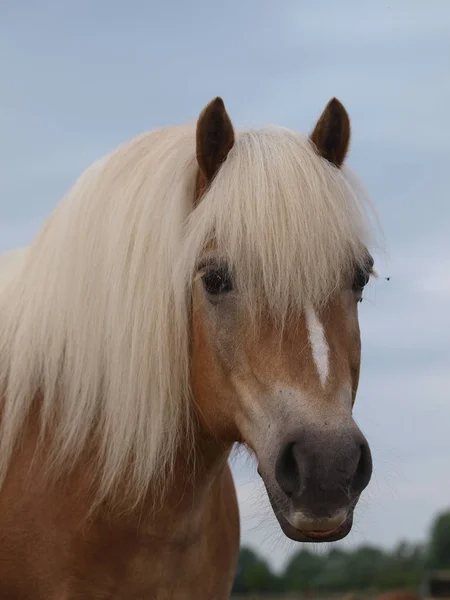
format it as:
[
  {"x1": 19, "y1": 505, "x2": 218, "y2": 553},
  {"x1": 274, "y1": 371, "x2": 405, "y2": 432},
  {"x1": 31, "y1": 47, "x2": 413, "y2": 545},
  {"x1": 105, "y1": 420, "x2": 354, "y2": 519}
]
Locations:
[{"x1": 231, "y1": 509, "x2": 450, "y2": 596}]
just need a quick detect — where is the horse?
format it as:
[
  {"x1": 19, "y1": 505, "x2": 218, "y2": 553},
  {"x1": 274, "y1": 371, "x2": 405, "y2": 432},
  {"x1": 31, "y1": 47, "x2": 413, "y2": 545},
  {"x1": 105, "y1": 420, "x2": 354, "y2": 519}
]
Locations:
[{"x1": 0, "y1": 95, "x2": 377, "y2": 599}]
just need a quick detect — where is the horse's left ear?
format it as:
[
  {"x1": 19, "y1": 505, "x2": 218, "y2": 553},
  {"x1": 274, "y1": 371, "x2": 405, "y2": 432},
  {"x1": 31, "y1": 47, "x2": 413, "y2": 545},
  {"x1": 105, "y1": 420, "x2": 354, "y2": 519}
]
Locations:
[
  {"x1": 195, "y1": 97, "x2": 235, "y2": 200},
  {"x1": 310, "y1": 98, "x2": 350, "y2": 168}
]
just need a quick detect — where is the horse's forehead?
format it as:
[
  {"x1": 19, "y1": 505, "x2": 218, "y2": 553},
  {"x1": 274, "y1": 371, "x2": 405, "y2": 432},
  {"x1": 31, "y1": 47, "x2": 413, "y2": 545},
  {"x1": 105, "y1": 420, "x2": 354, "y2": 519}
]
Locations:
[{"x1": 247, "y1": 295, "x2": 350, "y2": 339}]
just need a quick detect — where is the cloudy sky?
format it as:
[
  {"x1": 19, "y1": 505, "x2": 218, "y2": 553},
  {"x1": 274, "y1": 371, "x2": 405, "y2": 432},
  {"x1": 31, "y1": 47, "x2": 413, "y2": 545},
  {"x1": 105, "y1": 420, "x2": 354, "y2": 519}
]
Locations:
[{"x1": 1, "y1": 0, "x2": 450, "y2": 571}]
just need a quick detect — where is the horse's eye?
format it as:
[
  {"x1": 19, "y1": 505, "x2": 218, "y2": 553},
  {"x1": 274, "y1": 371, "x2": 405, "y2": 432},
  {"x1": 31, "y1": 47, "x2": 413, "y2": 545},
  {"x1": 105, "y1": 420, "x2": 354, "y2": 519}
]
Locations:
[
  {"x1": 352, "y1": 266, "x2": 371, "y2": 292},
  {"x1": 202, "y1": 268, "x2": 233, "y2": 295},
  {"x1": 352, "y1": 256, "x2": 373, "y2": 302},
  {"x1": 352, "y1": 253, "x2": 374, "y2": 294}
]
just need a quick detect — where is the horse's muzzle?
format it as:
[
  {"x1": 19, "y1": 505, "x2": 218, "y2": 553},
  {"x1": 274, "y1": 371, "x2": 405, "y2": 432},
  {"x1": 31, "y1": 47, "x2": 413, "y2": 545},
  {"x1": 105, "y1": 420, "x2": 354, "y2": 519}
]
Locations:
[{"x1": 259, "y1": 421, "x2": 372, "y2": 542}]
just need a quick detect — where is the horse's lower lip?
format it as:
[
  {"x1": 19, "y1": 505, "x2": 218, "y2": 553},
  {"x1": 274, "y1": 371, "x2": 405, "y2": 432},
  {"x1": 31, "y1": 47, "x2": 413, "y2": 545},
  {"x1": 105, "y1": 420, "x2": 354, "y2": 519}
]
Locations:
[
  {"x1": 304, "y1": 528, "x2": 340, "y2": 538},
  {"x1": 297, "y1": 518, "x2": 351, "y2": 540},
  {"x1": 281, "y1": 512, "x2": 353, "y2": 542}
]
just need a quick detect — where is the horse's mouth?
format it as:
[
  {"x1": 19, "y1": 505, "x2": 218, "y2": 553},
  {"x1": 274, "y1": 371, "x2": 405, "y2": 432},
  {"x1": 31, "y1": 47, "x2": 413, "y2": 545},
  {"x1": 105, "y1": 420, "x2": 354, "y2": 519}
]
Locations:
[
  {"x1": 274, "y1": 507, "x2": 353, "y2": 543},
  {"x1": 264, "y1": 485, "x2": 354, "y2": 543}
]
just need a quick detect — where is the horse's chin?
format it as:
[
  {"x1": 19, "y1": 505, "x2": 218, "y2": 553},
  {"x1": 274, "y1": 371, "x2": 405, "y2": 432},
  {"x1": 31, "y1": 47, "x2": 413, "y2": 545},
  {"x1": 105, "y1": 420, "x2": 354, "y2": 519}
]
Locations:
[{"x1": 263, "y1": 484, "x2": 354, "y2": 543}]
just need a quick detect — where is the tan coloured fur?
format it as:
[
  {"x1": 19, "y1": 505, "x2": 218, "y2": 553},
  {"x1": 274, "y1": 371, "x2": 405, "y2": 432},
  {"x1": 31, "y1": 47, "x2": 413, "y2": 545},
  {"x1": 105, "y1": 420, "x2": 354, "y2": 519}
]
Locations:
[
  {"x1": 0, "y1": 415, "x2": 239, "y2": 598},
  {"x1": 0, "y1": 97, "x2": 377, "y2": 598},
  {"x1": 0, "y1": 122, "x2": 374, "y2": 508}
]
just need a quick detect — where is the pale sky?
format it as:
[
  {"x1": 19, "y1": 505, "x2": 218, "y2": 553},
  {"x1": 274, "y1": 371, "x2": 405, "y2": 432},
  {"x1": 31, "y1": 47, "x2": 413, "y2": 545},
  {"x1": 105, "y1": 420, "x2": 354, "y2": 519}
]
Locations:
[{"x1": 1, "y1": 0, "x2": 450, "y2": 572}]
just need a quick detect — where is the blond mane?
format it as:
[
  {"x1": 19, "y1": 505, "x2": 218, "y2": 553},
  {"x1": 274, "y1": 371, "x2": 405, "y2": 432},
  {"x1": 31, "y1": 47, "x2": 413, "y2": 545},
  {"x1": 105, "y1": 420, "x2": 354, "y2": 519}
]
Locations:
[{"x1": 0, "y1": 122, "x2": 374, "y2": 505}]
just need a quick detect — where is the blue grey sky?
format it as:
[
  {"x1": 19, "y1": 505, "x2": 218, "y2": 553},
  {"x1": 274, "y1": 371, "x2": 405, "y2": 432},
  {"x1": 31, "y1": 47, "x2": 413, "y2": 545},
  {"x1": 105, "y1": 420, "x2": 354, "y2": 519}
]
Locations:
[{"x1": 1, "y1": 0, "x2": 450, "y2": 571}]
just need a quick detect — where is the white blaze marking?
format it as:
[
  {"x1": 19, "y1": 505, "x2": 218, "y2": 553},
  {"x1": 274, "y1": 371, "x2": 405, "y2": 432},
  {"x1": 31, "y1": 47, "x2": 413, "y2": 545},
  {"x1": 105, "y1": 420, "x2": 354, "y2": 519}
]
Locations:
[{"x1": 305, "y1": 304, "x2": 329, "y2": 387}]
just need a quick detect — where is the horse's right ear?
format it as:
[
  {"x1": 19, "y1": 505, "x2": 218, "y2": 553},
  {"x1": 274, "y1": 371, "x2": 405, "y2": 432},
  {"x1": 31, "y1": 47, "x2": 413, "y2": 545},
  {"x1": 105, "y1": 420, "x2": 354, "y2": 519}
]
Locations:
[{"x1": 195, "y1": 97, "x2": 235, "y2": 201}]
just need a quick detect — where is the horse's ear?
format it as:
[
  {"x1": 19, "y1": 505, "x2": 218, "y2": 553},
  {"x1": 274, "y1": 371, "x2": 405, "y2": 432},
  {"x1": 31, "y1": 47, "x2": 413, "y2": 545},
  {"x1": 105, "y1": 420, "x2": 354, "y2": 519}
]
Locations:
[
  {"x1": 195, "y1": 97, "x2": 235, "y2": 200},
  {"x1": 310, "y1": 98, "x2": 350, "y2": 168}
]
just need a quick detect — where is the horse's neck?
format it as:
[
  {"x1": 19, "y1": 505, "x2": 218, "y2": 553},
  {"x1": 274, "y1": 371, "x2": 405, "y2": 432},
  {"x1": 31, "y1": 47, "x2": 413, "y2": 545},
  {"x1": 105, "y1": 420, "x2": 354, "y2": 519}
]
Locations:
[
  {"x1": 0, "y1": 411, "x2": 239, "y2": 597},
  {"x1": 5, "y1": 409, "x2": 232, "y2": 529},
  {"x1": 133, "y1": 434, "x2": 233, "y2": 530}
]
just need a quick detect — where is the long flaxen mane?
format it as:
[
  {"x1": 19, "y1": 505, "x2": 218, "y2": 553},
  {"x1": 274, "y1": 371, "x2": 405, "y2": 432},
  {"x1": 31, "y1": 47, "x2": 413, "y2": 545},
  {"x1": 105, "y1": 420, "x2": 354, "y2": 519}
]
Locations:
[{"x1": 0, "y1": 119, "x2": 375, "y2": 506}]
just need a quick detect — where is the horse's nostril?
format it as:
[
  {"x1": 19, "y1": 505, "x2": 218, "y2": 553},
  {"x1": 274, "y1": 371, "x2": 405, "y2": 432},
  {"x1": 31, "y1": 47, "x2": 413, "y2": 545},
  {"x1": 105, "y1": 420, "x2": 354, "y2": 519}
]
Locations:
[
  {"x1": 275, "y1": 442, "x2": 298, "y2": 497},
  {"x1": 350, "y1": 441, "x2": 373, "y2": 496}
]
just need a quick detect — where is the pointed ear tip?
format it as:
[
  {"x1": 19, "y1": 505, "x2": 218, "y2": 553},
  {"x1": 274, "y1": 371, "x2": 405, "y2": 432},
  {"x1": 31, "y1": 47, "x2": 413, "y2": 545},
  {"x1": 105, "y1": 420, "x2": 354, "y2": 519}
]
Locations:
[
  {"x1": 328, "y1": 97, "x2": 349, "y2": 118},
  {"x1": 210, "y1": 96, "x2": 226, "y2": 111},
  {"x1": 198, "y1": 97, "x2": 228, "y2": 127},
  {"x1": 199, "y1": 97, "x2": 229, "y2": 121}
]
